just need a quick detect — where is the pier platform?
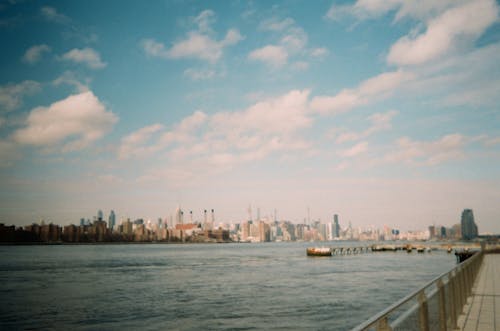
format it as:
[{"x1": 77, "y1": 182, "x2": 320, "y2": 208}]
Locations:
[{"x1": 458, "y1": 253, "x2": 500, "y2": 331}]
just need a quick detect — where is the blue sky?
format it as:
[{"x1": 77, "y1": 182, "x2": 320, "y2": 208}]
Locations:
[{"x1": 1, "y1": 0, "x2": 500, "y2": 233}]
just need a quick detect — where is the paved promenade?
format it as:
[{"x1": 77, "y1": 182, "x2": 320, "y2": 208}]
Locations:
[{"x1": 459, "y1": 254, "x2": 500, "y2": 331}]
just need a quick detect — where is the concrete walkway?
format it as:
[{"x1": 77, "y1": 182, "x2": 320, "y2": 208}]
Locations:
[{"x1": 458, "y1": 254, "x2": 500, "y2": 331}]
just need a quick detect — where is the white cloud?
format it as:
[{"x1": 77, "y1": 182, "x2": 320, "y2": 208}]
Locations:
[
  {"x1": 393, "y1": 41, "x2": 500, "y2": 108},
  {"x1": 119, "y1": 123, "x2": 164, "y2": 160},
  {"x1": 0, "y1": 80, "x2": 41, "y2": 113},
  {"x1": 168, "y1": 32, "x2": 225, "y2": 63},
  {"x1": 291, "y1": 61, "x2": 309, "y2": 71},
  {"x1": 22, "y1": 44, "x2": 51, "y2": 64},
  {"x1": 194, "y1": 10, "x2": 216, "y2": 33},
  {"x1": 250, "y1": 17, "x2": 327, "y2": 70},
  {"x1": 259, "y1": 17, "x2": 295, "y2": 31},
  {"x1": 310, "y1": 47, "x2": 329, "y2": 58},
  {"x1": 40, "y1": 6, "x2": 70, "y2": 24},
  {"x1": 310, "y1": 71, "x2": 413, "y2": 115},
  {"x1": 167, "y1": 30, "x2": 243, "y2": 63},
  {"x1": 210, "y1": 89, "x2": 311, "y2": 136},
  {"x1": 310, "y1": 90, "x2": 361, "y2": 116},
  {"x1": 119, "y1": 111, "x2": 208, "y2": 160},
  {"x1": 61, "y1": 48, "x2": 107, "y2": 69},
  {"x1": 141, "y1": 10, "x2": 243, "y2": 63},
  {"x1": 13, "y1": 91, "x2": 118, "y2": 152},
  {"x1": 338, "y1": 141, "x2": 368, "y2": 158},
  {"x1": 325, "y1": 0, "x2": 461, "y2": 22},
  {"x1": 141, "y1": 39, "x2": 169, "y2": 58},
  {"x1": 52, "y1": 71, "x2": 90, "y2": 93},
  {"x1": 335, "y1": 110, "x2": 398, "y2": 143},
  {"x1": 366, "y1": 110, "x2": 398, "y2": 134},
  {"x1": 183, "y1": 68, "x2": 216, "y2": 81},
  {"x1": 119, "y1": 90, "x2": 313, "y2": 174},
  {"x1": 222, "y1": 29, "x2": 244, "y2": 46},
  {"x1": 248, "y1": 45, "x2": 288, "y2": 67},
  {"x1": 280, "y1": 27, "x2": 308, "y2": 53},
  {"x1": 387, "y1": 0, "x2": 499, "y2": 66},
  {"x1": 384, "y1": 134, "x2": 466, "y2": 166}
]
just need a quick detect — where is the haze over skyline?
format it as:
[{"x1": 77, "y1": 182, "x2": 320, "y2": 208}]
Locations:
[{"x1": 1, "y1": 0, "x2": 500, "y2": 233}]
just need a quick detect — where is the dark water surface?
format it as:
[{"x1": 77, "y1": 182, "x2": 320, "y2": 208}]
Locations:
[{"x1": 0, "y1": 242, "x2": 457, "y2": 330}]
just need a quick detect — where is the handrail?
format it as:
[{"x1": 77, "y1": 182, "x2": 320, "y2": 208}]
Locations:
[{"x1": 351, "y1": 250, "x2": 484, "y2": 331}]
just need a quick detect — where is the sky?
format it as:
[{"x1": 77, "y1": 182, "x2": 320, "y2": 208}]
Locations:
[{"x1": 1, "y1": 0, "x2": 500, "y2": 233}]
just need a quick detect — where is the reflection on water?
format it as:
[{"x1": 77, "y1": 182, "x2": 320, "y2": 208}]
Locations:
[{"x1": 0, "y1": 242, "x2": 456, "y2": 330}]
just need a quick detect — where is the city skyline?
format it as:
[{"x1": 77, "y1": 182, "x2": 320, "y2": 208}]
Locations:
[{"x1": 1, "y1": 1, "x2": 500, "y2": 233}]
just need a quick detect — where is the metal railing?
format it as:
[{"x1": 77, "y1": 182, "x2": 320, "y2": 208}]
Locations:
[{"x1": 351, "y1": 250, "x2": 484, "y2": 331}]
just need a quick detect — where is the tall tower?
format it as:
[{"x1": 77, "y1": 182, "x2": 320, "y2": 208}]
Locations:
[
  {"x1": 333, "y1": 214, "x2": 340, "y2": 238},
  {"x1": 461, "y1": 209, "x2": 478, "y2": 240},
  {"x1": 247, "y1": 204, "x2": 252, "y2": 222},
  {"x1": 108, "y1": 210, "x2": 116, "y2": 231},
  {"x1": 97, "y1": 210, "x2": 104, "y2": 221},
  {"x1": 175, "y1": 206, "x2": 182, "y2": 225},
  {"x1": 211, "y1": 209, "x2": 215, "y2": 228}
]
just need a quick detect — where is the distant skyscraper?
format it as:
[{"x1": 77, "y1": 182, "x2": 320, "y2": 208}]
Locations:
[
  {"x1": 175, "y1": 206, "x2": 182, "y2": 225},
  {"x1": 333, "y1": 214, "x2": 340, "y2": 238},
  {"x1": 108, "y1": 210, "x2": 116, "y2": 231},
  {"x1": 97, "y1": 209, "x2": 103, "y2": 221},
  {"x1": 461, "y1": 209, "x2": 478, "y2": 240}
]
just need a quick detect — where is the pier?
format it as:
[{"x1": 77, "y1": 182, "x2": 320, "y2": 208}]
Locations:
[
  {"x1": 331, "y1": 246, "x2": 372, "y2": 255},
  {"x1": 306, "y1": 243, "x2": 478, "y2": 257},
  {"x1": 351, "y1": 245, "x2": 500, "y2": 331},
  {"x1": 458, "y1": 252, "x2": 500, "y2": 330}
]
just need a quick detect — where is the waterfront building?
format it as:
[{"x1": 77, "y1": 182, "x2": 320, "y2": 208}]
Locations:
[
  {"x1": 461, "y1": 209, "x2": 478, "y2": 240},
  {"x1": 258, "y1": 221, "x2": 270, "y2": 242},
  {"x1": 121, "y1": 219, "x2": 133, "y2": 236}
]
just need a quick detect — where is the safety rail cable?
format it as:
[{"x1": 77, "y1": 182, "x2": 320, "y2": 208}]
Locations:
[{"x1": 351, "y1": 250, "x2": 484, "y2": 331}]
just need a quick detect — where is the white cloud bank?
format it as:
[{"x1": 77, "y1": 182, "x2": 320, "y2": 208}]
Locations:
[
  {"x1": 0, "y1": 80, "x2": 41, "y2": 113},
  {"x1": 61, "y1": 48, "x2": 107, "y2": 69},
  {"x1": 119, "y1": 90, "x2": 312, "y2": 181},
  {"x1": 22, "y1": 44, "x2": 51, "y2": 64},
  {"x1": 387, "y1": 0, "x2": 499, "y2": 66},
  {"x1": 141, "y1": 10, "x2": 243, "y2": 63},
  {"x1": 249, "y1": 16, "x2": 327, "y2": 69},
  {"x1": 248, "y1": 45, "x2": 288, "y2": 68},
  {"x1": 13, "y1": 91, "x2": 117, "y2": 152},
  {"x1": 310, "y1": 70, "x2": 414, "y2": 115},
  {"x1": 40, "y1": 6, "x2": 71, "y2": 24}
]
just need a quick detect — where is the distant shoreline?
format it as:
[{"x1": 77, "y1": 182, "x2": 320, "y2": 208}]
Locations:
[{"x1": 0, "y1": 241, "x2": 234, "y2": 246}]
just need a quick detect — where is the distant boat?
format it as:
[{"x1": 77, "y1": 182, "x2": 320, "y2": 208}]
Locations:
[{"x1": 306, "y1": 247, "x2": 332, "y2": 257}]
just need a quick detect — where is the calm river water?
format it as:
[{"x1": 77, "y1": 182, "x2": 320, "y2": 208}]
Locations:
[{"x1": 0, "y1": 242, "x2": 457, "y2": 330}]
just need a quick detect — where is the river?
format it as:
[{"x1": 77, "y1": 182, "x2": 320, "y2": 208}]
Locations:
[{"x1": 0, "y1": 242, "x2": 457, "y2": 330}]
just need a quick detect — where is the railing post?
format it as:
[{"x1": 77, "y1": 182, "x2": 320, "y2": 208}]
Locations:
[
  {"x1": 463, "y1": 264, "x2": 470, "y2": 299},
  {"x1": 376, "y1": 316, "x2": 392, "y2": 331},
  {"x1": 437, "y1": 279, "x2": 447, "y2": 331},
  {"x1": 418, "y1": 290, "x2": 429, "y2": 331},
  {"x1": 466, "y1": 264, "x2": 473, "y2": 297},
  {"x1": 448, "y1": 271, "x2": 458, "y2": 329},
  {"x1": 454, "y1": 269, "x2": 462, "y2": 313},
  {"x1": 460, "y1": 267, "x2": 467, "y2": 310}
]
